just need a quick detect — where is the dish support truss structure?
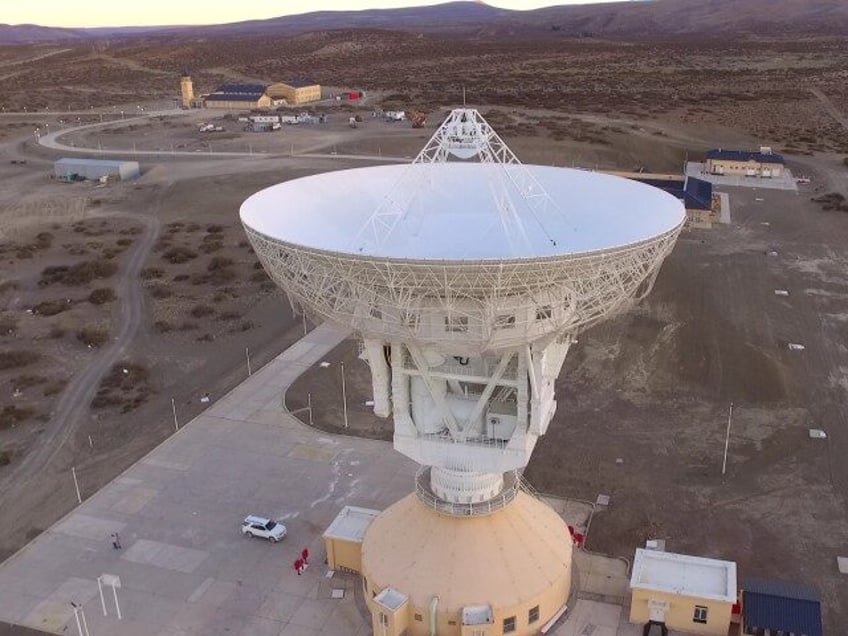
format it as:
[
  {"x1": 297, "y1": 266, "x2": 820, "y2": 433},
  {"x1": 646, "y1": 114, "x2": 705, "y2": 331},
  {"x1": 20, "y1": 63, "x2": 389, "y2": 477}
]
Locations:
[
  {"x1": 243, "y1": 109, "x2": 684, "y2": 514},
  {"x1": 352, "y1": 108, "x2": 565, "y2": 258}
]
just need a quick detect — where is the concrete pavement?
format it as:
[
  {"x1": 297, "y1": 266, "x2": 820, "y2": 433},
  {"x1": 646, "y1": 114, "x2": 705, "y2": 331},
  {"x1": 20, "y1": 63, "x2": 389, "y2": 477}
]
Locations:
[{"x1": 0, "y1": 323, "x2": 415, "y2": 635}]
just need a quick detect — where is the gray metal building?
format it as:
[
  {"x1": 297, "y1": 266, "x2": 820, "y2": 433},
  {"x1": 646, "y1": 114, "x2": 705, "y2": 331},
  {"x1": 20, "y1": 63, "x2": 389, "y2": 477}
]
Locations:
[{"x1": 54, "y1": 157, "x2": 140, "y2": 181}]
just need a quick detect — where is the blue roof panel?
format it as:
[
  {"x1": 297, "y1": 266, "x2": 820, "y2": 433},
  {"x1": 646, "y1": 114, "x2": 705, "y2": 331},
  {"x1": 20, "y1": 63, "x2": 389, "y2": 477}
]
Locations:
[
  {"x1": 742, "y1": 578, "x2": 822, "y2": 636},
  {"x1": 216, "y1": 83, "x2": 267, "y2": 94},
  {"x1": 705, "y1": 149, "x2": 785, "y2": 164}
]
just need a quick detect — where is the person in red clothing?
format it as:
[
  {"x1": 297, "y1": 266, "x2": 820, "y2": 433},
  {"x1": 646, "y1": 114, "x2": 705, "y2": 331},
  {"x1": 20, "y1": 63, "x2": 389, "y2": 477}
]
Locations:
[
  {"x1": 294, "y1": 559, "x2": 303, "y2": 575},
  {"x1": 301, "y1": 548, "x2": 309, "y2": 565}
]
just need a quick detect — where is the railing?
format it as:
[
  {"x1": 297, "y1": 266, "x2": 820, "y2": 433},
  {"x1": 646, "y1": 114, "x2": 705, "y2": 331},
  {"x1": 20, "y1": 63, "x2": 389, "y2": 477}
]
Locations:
[{"x1": 414, "y1": 467, "x2": 520, "y2": 517}]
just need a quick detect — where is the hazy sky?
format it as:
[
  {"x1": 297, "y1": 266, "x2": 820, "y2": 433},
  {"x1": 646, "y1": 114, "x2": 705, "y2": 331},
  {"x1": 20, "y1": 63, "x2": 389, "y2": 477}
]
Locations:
[{"x1": 6, "y1": 0, "x2": 626, "y2": 28}]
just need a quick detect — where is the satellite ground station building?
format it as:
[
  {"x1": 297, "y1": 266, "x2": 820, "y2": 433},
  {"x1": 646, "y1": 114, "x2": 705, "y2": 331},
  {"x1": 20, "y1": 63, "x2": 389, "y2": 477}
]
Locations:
[{"x1": 241, "y1": 109, "x2": 685, "y2": 635}]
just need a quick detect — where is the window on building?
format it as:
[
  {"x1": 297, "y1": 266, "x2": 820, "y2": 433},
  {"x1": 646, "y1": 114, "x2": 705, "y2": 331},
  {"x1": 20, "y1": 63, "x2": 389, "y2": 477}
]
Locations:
[
  {"x1": 495, "y1": 314, "x2": 516, "y2": 329},
  {"x1": 414, "y1": 613, "x2": 423, "y2": 622},
  {"x1": 693, "y1": 606, "x2": 708, "y2": 624},
  {"x1": 445, "y1": 316, "x2": 469, "y2": 333},
  {"x1": 379, "y1": 612, "x2": 388, "y2": 626},
  {"x1": 503, "y1": 616, "x2": 516, "y2": 633},
  {"x1": 472, "y1": 631, "x2": 485, "y2": 636},
  {"x1": 536, "y1": 305, "x2": 552, "y2": 321},
  {"x1": 528, "y1": 605, "x2": 540, "y2": 623}
]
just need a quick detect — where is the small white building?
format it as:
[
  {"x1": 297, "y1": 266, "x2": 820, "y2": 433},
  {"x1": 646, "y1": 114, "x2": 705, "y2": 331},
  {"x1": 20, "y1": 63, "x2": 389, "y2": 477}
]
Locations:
[
  {"x1": 629, "y1": 548, "x2": 737, "y2": 635},
  {"x1": 322, "y1": 505, "x2": 379, "y2": 573}
]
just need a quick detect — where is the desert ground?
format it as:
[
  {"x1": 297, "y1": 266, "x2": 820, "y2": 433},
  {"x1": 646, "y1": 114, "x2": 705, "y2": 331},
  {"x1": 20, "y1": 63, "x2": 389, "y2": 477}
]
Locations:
[{"x1": 1, "y1": 30, "x2": 847, "y2": 634}]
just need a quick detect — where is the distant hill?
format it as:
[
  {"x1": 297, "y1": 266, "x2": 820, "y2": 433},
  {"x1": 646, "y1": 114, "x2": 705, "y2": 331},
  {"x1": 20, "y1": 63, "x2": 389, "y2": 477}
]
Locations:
[{"x1": 3, "y1": 0, "x2": 848, "y2": 43}]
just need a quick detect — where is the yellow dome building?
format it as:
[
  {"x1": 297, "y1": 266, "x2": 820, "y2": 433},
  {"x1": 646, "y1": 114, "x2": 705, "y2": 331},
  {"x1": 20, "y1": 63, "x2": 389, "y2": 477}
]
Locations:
[{"x1": 361, "y1": 490, "x2": 573, "y2": 636}]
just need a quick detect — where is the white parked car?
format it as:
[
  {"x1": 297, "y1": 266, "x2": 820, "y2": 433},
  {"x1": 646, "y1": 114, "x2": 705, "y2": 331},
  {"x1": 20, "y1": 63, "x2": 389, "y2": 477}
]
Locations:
[{"x1": 241, "y1": 515, "x2": 286, "y2": 542}]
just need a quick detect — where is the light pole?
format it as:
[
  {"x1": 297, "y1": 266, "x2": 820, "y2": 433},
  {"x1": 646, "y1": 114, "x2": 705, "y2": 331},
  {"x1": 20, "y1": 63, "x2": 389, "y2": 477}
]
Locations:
[{"x1": 341, "y1": 362, "x2": 349, "y2": 429}]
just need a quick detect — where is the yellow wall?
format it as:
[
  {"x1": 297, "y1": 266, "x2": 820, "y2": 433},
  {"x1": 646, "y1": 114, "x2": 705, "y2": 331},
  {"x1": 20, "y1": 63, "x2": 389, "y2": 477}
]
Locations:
[
  {"x1": 706, "y1": 158, "x2": 783, "y2": 177},
  {"x1": 325, "y1": 536, "x2": 364, "y2": 573},
  {"x1": 205, "y1": 95, "x2": 271, "y2": 110},
  {"x1": 267, "y1": 83, "x2": 321, "y2": 105},
  {"x1": 630, "y1": 589, "x2": 732, "y2": 636},
  {"x1": 180, "y1": 77, "x2": 194, "y2": 108},
  {"x1": 364, "y1": 575, "x2": 568, "y2": 636}
]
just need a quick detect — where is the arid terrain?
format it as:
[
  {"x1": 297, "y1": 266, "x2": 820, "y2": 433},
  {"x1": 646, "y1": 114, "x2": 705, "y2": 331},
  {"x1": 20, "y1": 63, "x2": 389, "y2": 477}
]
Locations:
[{"x1": 1, "y1": 16, "x2": 848, "y2": 635}]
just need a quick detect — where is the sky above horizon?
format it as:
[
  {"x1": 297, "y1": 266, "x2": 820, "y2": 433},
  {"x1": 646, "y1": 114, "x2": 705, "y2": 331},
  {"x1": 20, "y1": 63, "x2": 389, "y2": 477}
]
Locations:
[{"x1": 5, "y1": 0, "x2": 628, "y2": 28}]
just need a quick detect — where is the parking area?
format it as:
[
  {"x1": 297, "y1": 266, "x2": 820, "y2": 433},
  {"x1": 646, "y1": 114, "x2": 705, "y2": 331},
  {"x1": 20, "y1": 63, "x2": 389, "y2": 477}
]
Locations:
[{"x1": 0, "y1": 324, "x2": 415, "y2": 635}]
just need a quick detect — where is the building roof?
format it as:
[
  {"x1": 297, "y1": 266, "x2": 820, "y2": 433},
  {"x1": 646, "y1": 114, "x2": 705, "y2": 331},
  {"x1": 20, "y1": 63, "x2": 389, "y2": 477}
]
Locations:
[
  {"x1": 742, "y1": 578, "x2": 823, "y2": 636},
  {"x1": 705, "y1": 149, "x2": 785, "y2": 165},
  {"x1": 55, "y1": 158, "x2": 137, "y2": 168},
  {"x1": 240, "y1": 163, "x2": 685, "y2": 261},
  {"x1": 630, "y1": 549, "x2": 737, "y2": 603},
  {"x1": 374, "y1": 587, "x2": 408, "y2": 611},
  {"x1": 206, "y1": 93, "x2": 265, "y2": 102},
  {"x1": 360, "y1": 492, "x2": 572, "y2": 614},
  {"x1": 630, "y1": 176, "x2": 712, "y2": 211},
  {"x1": 323, "y1": 505, "x2": 379, "y2": 542},
  {"x1": 215, "y1": 83, "x2": 267, "y2": 94},
  {"x1": 284, "y1": 79, "x2": 318, "y2": 88}
]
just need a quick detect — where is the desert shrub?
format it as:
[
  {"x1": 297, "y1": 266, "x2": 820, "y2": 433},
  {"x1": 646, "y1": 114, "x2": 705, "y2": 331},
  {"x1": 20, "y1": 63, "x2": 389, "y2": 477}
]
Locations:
[
  {"x1": 218, "y1": 311, "x2": 240, "y2": 321},
  {"x1": 0, "y1": 405, "x2": 36, "y2": 429},
  {"x1": 206, "y1": 224, "x2": 224, "y2": 234},
  {"x1": 43, "y1": 380, "x2": 66, "y2": 396},
  {"x1": 196, "y1": 333, "x2": 214, "y2": 342},
  {"x1": 92, "y1": 362, "x2": 154, "y2": 412},
  {"x1": 40, "y1": 259, "x2": 118, "y2": 286},
  {"x1": 49, "y1": 325, "x2": 66, "y2": 339},
  {"x1": 116, "y1": 238, "x2": 133, "y2": 247},
  {"x1": 16, "y1": 248, "x2": 33, "y2": 259},
  {"x1": 190, "y1": 273, "x2": 210, "y2": 285},
  {"x1": 89, "y1": 288, "x2": 116, "y2": 305},
  {"x1": 190, "y1": 304, "x2": 214, "y2": 318},
  {"x1": 0, "y1": 280, "x2": 19, "y2": 293},
  {"x1": 177, "y1": 321, "x2": 198, "y2": 331},
  {"x1": 185, "y1": 223, "x2": 201, "y2": 232},
  {"x1": 0, "y1": 350, "x2": 39, "y2": 370},
  {"x1": 208, "y1": 268, "x2": 235, "y2": 285},
  {"x1": 154, "y1": 320, "x2": 173, "y2": 333},
  {"x1": 140, "y1": 267, "x2": 164, "y2": 279},
  {"x1": 198, "y1": 241, "x2": 223, "y2": 254},
  {"x1": 252, "y1": 261, "x2": 263, "y2": 270},
  {"x1": 173, "y1": 274, "x2": 190, "y2": 282},
  {"x1": 0, "y1": 316, "x2": 17, "y2": 334},
  {"x1": 208, "y1": 256, "x2": 234, "y2": 271},
  {"x1": 0, "y1": 449, "x2": 10, "y2": 466},
  {"x1": 149, "y1": 284, "x2": 172, "y2": 299},
  {"x1": 33, "y1": 299, "x2": 71, "y2": 316},
  {"x1": 76, "y1": 327, "x2": 109, "y2": 347},
  {"x1": 34, "y1": 232, "x2": 53, "y2": 249},
  {"x1": 250, "y1": 271, "x2": 267, "y2": 283},
  {"x1": 237, "y1": 321, "x2": 253, "y2": 332},
  {"x1": 843, "y1": 157, "x2": 848, "y2": 167},
  {"x1": 162, "y1": 246, "x2": 197, "y2": 264},
  {"x1": 11, "y1": 374, "x2": 47, "y2": 389},
  {"x1": 238, "y1": 240, "x2": 250, "y2": 248}
]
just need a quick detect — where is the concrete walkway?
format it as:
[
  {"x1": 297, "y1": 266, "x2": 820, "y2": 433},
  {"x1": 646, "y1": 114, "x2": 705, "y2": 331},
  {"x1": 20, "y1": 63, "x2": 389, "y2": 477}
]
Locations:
[{"x1": 0, "y1": 323, "x2": 415, "y2": 635}]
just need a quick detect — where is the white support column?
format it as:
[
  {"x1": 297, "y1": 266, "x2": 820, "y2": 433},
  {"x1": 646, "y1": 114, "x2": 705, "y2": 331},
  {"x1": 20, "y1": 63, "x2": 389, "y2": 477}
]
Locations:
[{"x1": 364, "y1": 338, "x2": 391, "y2": 418}]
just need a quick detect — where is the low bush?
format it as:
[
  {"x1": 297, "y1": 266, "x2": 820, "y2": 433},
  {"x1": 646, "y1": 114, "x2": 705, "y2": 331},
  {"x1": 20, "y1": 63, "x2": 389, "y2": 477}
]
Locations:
[
  {"x1": 0, "y1": 405, "x2": 36, "y2": 429},
  {"x1": 0, "y1": 449, "x2": 10, "y2": 466},
  {"x1": 76, "y1": 327, "x2": 109, "y2": 347},
  {"x1": 33, "y1": 299, "x2": 71, "y2": 316},
  {"x1": 11, "y1": 374, "x2": 47, "y2": 389},
  {"x1": 140, "y1": 267, "x2": 164, "y2": 279},
  {"x1": 40, "y1": 259, "x2": 118, "y2": 286},
  {"x1": 149, "y1": 284, "x2": 172, "y2": 299},
  {"x1": 0, "y1": 350, "x2": 39, "y2": 370},
  {"x1": 208, "y1": 256, "x2": 234, "y2": 271},
  {"x1": 154, "y1": 320, "x2": 173, "y2": 333},
  {"x1": 43, "y1": 380, "x2": 66, "y2": 396},
  {"x1": 89, "y1": 288, "x2": 116, "y2": 305},
  {"x1": 162, "y1": 246, "x2": 198, "y2": 264},
  {"x1": 190, "y1": 304, "x2": 214, "y2": 318}
]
